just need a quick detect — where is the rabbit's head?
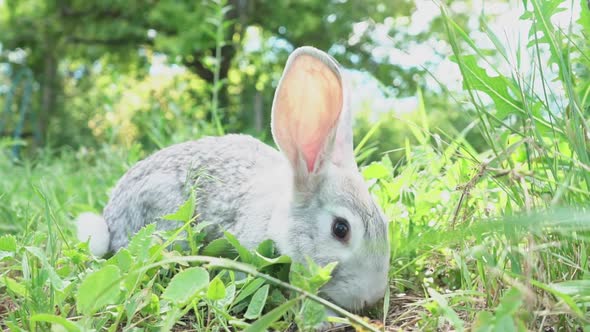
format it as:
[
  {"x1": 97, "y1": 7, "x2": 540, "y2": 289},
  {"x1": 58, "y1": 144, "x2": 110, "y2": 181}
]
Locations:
[{"x1": 270, "y1": 46, "x2": 390, "y2": 312}]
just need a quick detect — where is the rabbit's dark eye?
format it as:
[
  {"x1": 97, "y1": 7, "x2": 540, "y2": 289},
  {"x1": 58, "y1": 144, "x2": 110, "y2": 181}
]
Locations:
[{"x1": 332, "y1": 217, "x2": 350, "y2": 242}]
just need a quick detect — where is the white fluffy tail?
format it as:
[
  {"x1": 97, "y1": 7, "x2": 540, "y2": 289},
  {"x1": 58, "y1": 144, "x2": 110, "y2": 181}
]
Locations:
[{"x1": 76, "y1": 212, "x2": 110, "y2": 257}]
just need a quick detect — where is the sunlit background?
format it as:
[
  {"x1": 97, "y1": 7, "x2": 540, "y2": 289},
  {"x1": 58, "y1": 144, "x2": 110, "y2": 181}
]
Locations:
[{"x1": 0, "y1": 0, "x2": 582, "y2": 161}]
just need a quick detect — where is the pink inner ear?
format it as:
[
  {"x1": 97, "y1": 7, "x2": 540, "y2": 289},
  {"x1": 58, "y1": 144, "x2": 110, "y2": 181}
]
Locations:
[{"x1": 280, "y1": 55, "x2": 343, "y2": 173}]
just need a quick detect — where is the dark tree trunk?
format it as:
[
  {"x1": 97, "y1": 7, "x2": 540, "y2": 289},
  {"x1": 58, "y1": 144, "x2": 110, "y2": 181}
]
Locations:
[
  {"x1": 188, "y1": 44, "x2": 237, "y2": 85},
  {"x1": 253, "y1": 90, "x2": 263, "y2": 132},
  {"x1": 183, "y1": 0, "x2": 246, "y2": 125},
  {"x1": 185, "y1": 0, "x2": 244, "y2": 84}
]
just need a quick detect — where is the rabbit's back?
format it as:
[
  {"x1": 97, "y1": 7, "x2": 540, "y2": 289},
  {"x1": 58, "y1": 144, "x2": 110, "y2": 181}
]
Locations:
[{"x1": 104, "y1": 134, "x2": 284, "y2": 252}]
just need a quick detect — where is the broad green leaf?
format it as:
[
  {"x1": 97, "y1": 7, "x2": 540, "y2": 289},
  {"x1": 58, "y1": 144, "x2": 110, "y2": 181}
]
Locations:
[
  {"x1": 267, "y1": 288, "x2": 288, "y2": 308},
  {"x1": 3, "y1": 276, "x2": 27, "y2": 297},
  {"x1": 289, "y1": 259, "x2": 337, "y2": 293},
  {"x1": 217, "y1": 283, "x2": 236, "y2": 308},
  {"x1": 0, "y1": 234, "x2": 17, "y2": 251},
  {"x1": 289, "y1": 263, "x2": 309, "y2": 291},
  {"x1": 493, "y1": 315, "x2": 517, "y2": 332},
  {"x1": 127, "y1": 224, "x2": 156, "y2": 262},
  {"x1": 256, "y1": 239, "x2": 277, "y2": 258},
  {"x1": 234, "y1": 278, "x2": 266, "y2": 304},
  {"x1": 550, "y1": 279, "x2": 590, "y2": 297},
  {"x1": 244, "y1": 284, "x2": 269, "y2": 320},
  {"x1": 495, "y1": 288, "x2": 523, "y2": 317},
  {"x1": 251, "y1": 240, "x2": 291, "y2": 268},
  {"x1": 244, "y1": 298, "x2": 297, "y2": 332},
  {"x1": 300, "y1": 299, "x2": 326, "y2": 329},
  {"x1": 578, "y1": 0, "x2": 590, "y2": 33},
  {"x1": 29, "y1": 314, "x2": 81, "y2": 332},
  {"x1": 201, "y1": 238, "x2": 237, "y2": 258},
  {"x1": 472, "y1": 311, "x2": 494, "y2": 332},
  {"x1": 254, "y1": 253, "x2": 292, "y2": 269},
  {"x1": 76, "y1": 265, "x2": 122, "y2": 315},
  {"x1": 521, "y1": 0, "x2": 565, "y2": 42},
  {"x1": 363, "y1": 162, "x2": 391, "y2": 180},
  {"x1": 162, "y1": 266, "x2": 209, "y2": 305},
  {"x1": 53, "y1": 281, "x2": 75, "y2": 308},
  {"x1": 207, "y1": 277, "x2": 226, "y2": 300},
  {"x1": 143, "y1": 293, "x2": 160, "y2": 316},
  {"x1": 224, "y1": 232, "x2": 253, "y2": 264},
  {"x1": 451, "y1": 54, "x2": 522, "y2": 119},
  {"x1": 107, "y1": 249, "x2": 142, "y2": 292},
  {"x1": 62, "y1": 248, "x2": 86, "y2": 265},
  {"x1": 231, "y1": 299, "x2": 250, "y2": 314},
  {"x1": 162, "y1": 191, "x2": 196, "y2": 222},
  {"x1": 107, "y1": 248, "x2": 133, "y2": 271}
]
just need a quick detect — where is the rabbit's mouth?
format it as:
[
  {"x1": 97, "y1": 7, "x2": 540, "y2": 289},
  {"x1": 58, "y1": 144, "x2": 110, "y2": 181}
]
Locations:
[
  {"x1": 319, "y1": 275, "x2": 388, "y2": 315},
  {"x1": 319, "y1": 291, "x2": 368, "y2": 314}
]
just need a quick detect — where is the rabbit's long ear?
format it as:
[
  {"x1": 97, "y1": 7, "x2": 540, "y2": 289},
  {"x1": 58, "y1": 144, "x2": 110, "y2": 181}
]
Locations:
[{"x1": 271, "y1": 46, "x2": 355, "y2": 182}]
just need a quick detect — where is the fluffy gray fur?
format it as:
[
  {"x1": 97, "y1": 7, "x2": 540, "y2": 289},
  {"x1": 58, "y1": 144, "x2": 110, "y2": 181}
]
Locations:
[
  {"x1": 104, "y1": 134, "x2": 279, "y2": 251},
  {"x1": 77, "y1": 46, "x2": 390, "y2": 312}
]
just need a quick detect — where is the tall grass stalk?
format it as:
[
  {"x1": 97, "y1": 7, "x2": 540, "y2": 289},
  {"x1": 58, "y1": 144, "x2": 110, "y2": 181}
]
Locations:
[{"x1": 208, "y1": 0, "x2": 230, "y2": 136}]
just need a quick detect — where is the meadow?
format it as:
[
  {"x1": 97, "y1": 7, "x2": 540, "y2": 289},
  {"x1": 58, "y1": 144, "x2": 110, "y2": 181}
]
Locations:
[{"x1": 1, "y1": 0, "x2": 590, "y2": 331}]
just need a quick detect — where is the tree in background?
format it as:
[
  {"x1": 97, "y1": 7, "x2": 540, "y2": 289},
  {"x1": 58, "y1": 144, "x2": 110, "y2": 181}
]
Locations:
[{"x1": 0, "y1": 0, "x2": 478, "y2": 159}]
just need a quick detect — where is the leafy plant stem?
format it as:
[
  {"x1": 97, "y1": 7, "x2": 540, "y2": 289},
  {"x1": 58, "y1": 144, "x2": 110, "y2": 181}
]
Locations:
[{"x1": 136, "y1": 255, "x2": 382, "y2": 332}]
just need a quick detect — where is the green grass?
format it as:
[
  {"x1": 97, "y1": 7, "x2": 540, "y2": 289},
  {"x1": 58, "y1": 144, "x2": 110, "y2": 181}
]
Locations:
[{"x1": 2, "y1": 0, "x2": 590, "y2": 331}]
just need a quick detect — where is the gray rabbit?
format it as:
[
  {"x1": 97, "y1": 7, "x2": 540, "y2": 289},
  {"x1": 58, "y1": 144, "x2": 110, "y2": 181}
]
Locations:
[{"x1": 77, "y1": 46, "x2": 390, "y2": 312}]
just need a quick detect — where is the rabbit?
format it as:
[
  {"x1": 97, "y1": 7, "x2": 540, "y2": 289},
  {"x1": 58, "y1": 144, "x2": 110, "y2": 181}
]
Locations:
[{"x1": 76, "y1": 46, "x2": 391, "y2": 313}]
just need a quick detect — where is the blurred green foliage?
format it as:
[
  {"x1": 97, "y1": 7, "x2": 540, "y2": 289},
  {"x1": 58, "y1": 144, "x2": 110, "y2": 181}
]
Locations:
[{"x1": 0, "y1": 0, "x2": 482, "y2": 163}]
